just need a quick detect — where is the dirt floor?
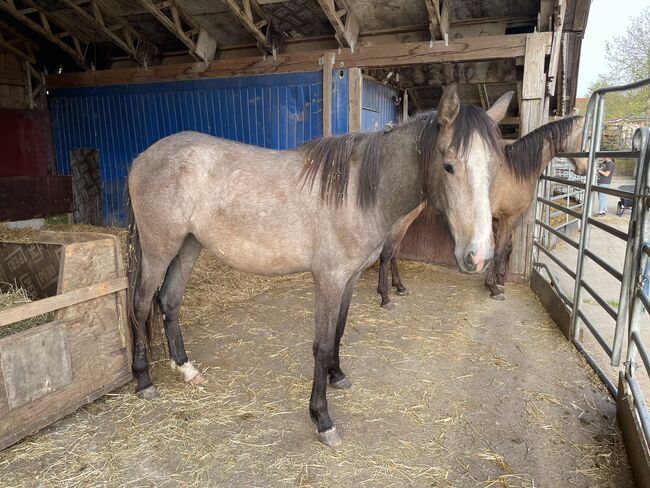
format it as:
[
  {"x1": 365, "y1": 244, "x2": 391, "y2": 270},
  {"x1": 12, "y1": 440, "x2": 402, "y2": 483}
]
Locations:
[{"x1": 0, "y1": 248, "x2": 634, "y2": 487}]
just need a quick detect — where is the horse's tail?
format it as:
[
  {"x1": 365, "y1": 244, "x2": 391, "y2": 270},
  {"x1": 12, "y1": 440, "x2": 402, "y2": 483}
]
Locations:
[{"x1": 126, "y1": 185, "x2": 161, "y2": 348}]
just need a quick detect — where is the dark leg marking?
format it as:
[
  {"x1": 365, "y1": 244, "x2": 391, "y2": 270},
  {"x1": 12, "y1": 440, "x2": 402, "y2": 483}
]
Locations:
[{"x1": 157, "y1": 234, "x2": 206, "y2": 384}]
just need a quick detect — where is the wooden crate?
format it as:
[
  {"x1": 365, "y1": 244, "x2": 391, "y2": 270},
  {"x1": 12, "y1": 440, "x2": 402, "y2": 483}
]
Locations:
[{"x1": 0, "y1": 232, "x2": 131, "y2": 450}]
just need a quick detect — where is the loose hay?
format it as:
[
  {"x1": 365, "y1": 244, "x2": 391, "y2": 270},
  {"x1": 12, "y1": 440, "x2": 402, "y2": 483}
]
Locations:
[
  {"x1": 0, "y1": 285, "x2": 53, "y2": 339},
  {"x1": 0, "y1": 224, "x2": 633, "y2": 487}
]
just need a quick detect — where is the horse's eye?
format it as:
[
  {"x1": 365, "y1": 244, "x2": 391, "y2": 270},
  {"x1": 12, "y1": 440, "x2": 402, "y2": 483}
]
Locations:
[{"x1": 443, "y1": 162, "x2": 454, "y2": 174}]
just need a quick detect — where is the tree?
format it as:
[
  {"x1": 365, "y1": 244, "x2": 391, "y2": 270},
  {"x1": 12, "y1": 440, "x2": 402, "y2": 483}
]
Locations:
[{"x1": 587, "y1": 7, "x2": 650, "y2": 122}]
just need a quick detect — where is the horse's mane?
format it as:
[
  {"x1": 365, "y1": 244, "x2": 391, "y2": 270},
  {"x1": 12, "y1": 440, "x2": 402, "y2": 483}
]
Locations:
[
  {"x1": 504, "y1": 116, "x2": 581, "y2": 180},
  {"x1": 300, "y1": 104, "x2": 502, "y2": 209}
]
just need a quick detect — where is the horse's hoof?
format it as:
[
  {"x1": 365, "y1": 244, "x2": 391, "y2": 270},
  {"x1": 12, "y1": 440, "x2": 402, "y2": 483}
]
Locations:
[
  {"x1": 318, "y1": 427, "x2": 342, "y2": 447},
  {"x1": 381, "y1": 301, "x2": 396, "y2": 311},
  {"x1": 136, "y1": 385, "x2": 160, "y2": 401},
  {"x1": 395, "y1": 288, "x2": 409, "y2": 296},
  {"x1": 330, "y1": 377, "x2": 352, "y2": 389},
  {"x1": 187, "y1": 371, "x2": 208, "y2": 385},
  {"x1": 490, "y1": 293, "x2": 506, "y2": 301}
]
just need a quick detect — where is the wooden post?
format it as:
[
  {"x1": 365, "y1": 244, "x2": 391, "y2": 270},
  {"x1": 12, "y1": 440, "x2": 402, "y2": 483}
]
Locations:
[
  {"x1": 348, "y1": 67, "x2": 362, "y2": 132},
  {"x1": 509, "y1": 32, "x2": 549, "y2": 280},
  {"x1": 402, "y1": 88, "x2": 409, "y2": 122},
  {"x1": 322, "y1": 52, "x2": 335, "y2": 137}
]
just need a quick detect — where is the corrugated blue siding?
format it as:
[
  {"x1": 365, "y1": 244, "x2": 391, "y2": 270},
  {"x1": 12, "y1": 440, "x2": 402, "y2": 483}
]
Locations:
[
  {"x1": 49, "y1": 70, "x2": 349, "y2": 225},
  {"x1": 362, "y1": 79, "x2": 398, "y2": 132}
]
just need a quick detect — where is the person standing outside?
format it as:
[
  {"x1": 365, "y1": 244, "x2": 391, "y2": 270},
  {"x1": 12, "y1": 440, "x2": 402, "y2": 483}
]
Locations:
[{"x1": 596, "y1": 158, "x2": 615, "y2": 216}]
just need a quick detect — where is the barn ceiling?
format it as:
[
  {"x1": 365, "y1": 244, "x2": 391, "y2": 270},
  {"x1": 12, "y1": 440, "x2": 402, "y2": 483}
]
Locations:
[{"x1": 0, "y1": 0, "x2": 590, "y2": 127}]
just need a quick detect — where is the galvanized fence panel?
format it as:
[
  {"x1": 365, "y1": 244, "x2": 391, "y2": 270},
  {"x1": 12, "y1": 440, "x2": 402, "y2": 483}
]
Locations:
[{"x1": 532, "y1": 78, "x2": 650, "y2": 452}]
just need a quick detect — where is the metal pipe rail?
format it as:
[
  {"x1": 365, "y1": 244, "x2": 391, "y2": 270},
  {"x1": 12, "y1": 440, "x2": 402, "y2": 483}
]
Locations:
[{"x1": 531, "y1": 77, "x2": 650, "y2": 459}]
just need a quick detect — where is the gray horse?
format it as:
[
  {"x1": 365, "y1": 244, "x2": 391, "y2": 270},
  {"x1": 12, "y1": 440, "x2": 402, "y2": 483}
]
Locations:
[{"x1": 126, "y1": 83, "x2": 502, "y2": 447}]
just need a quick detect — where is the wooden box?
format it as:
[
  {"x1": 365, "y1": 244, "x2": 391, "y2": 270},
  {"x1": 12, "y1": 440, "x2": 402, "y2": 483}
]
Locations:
[{"x1": 0, "y1": 232, "x2": 131, "y2": 450}]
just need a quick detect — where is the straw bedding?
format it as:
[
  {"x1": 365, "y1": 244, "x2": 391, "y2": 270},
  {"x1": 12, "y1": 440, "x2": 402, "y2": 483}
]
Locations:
[{"x1": 0, "y1": 224, "x2": 633, "y2": 487}]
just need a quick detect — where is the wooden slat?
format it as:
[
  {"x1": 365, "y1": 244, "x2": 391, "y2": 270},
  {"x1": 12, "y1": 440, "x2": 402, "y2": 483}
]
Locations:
[
  {"x1": 0, "y1": 277, "x2": 127, "y2": 328},
  {"x1": 348, "y1": 67, "x2": 362, "y2": 132},
  {"x1": 47, "y1": 33, "x2": 549, "y2": 88},
  {"x1": 322, "y1": 52, "x2": 334, "y2": 137}
]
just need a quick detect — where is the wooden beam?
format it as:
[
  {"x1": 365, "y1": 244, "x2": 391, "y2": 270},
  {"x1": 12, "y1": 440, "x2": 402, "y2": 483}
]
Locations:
[
  {"x1": 0, "y1": 0, "x2": 88, "y2": 67},
  {"x1": 546, "y1": 0, "x2": 565, "y2": 95},
  {"x1": 424, "y1": 0, "x2": 449, "y2": 43},
  {"x1": 348, "y1": 67, "x2": 362, "y2": 132},
  {"x1": 402, "y1": 89, "x2": 409, "y2": 122},
  {"x1": 59, "y1": 0, "x2": 158, "y2": 67},
  {"x1": 317, "y1": 0, "x2": 359, "y2": 50},
  {"x1": 222, "y1": 0, "x2": 274, "y2": 54},
  {"x1": 477, "y1": 83, "x2": 489, "y2": 110},
  {"x1": 538, "y1": 0, "x2": 553, "y2": 31},
  {"x1": 48, "y1": 33, "x2": 549, "y2": 88},
  {"x1": 322, "y1": 52, "x2": 334, "y2": 136},
  {"x1": 136, "y1": 0, "x2": 216, "y2": 63},
  {"x1": 0, "y1": 277, "x2": 127, "y2": 328},
  {"x1": 0, "y1": 19, "x2": 36, "y2": 64},
  {"x1": 510, "y1": 32, "x2": 549, "y2": 280}
]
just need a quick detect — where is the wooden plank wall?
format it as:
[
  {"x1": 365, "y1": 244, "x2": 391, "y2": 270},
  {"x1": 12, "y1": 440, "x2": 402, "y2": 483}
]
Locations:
[
  {"x1": 0, "y1": 53, "x2": 26, "y2": 109},
  {"x1": 508, "y1": 33, "x2": 550, "y2": 279}
]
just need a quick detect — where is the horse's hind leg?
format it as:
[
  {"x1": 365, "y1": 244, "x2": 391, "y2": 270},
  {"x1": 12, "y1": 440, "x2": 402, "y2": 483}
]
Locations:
[
  {"x1": 390, "y1": 253, "x2": 408, "y2": 296},
  {"x1": 377, "y1": 245, "x2": 394, "y2": 309},
  {"x1": 132, "y1": 254, "x2": 175, "y2": 400},
  {"x1": 329, "y1": 272, "x2": 360, "y2": 389},
  {"x1": 157, "y1": 234, "x2": 205, "y2": 385}
]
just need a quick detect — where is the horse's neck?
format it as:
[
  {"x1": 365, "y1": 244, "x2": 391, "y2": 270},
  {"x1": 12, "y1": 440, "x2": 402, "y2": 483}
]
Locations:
[
  {"x1": 373, "y1": 125, "x2": 428, "y2": 226},
  {"x1": 538, "y1": 119, "x2": 584, "y2": 178}
]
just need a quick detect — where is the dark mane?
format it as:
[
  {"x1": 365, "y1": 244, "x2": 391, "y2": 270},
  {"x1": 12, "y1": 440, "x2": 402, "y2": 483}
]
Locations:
[
  {"x1": 505, "y1": 116, "x2": 581, "y2": 180},
  {"x1": 300, "y1": 104, "x2": 502, "y2": 209}
]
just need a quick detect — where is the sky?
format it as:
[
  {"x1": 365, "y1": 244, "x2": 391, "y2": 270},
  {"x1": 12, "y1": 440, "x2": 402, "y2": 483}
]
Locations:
[{"x1": 576, "y1": 0, "x2": 650, "y2": 96}]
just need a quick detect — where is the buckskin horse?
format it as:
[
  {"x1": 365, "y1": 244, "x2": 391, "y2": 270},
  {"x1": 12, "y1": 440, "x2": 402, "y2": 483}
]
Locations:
[{"x1": 126, "y1": 83, "x2": 502, "y2": 447}]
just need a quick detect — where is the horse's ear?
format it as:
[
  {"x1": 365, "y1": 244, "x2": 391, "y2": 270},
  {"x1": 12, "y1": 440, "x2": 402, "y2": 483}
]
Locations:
[
  {"x1": 438, "y1": 83, "x2": 460, "y2": 128},
  {"x1": 487, "y1": 91, "x2": 514, "y2": 123}
]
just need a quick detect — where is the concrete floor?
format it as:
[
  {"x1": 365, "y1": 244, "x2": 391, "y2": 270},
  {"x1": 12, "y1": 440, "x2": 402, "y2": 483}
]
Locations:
[{"x1": 0, "y1": 262, "x2": 633, "y2": 487}]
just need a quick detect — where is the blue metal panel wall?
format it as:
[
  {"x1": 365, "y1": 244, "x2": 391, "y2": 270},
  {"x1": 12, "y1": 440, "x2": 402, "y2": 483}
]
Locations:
[
  {"x1": 331, "y1": 68, "x2": 349, "y2": 135},
  {"x1": 49, "y1": 71, "x2": 342, "y2": 225},
  {"x1": 361, "y1": 79, "x2": 398, "y2": 132}
]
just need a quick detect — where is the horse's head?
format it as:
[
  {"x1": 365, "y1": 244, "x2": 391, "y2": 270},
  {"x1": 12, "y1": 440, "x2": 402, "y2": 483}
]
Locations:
[{"x1": 428, "y1": 83, "x2": 501, "y2": 273}]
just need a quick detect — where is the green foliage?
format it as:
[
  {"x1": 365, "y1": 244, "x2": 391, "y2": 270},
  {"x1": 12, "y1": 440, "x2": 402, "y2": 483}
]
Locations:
[{"x1": 586, "y1": 7, "x2": 650, "y2": 121}]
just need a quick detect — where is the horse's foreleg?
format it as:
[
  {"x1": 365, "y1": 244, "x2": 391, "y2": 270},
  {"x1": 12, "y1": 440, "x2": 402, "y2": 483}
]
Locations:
[
  {"x1": 495, "y1": 234, "x2": 513, "y2": 289},
  {"x1": 377, "y1": 246, "x2": 393, "y2": 309},
  {"x1": 310, "y1": 272, "x2": 347, "y2": 447},
  {"x1": 390, "y1": 253, "x2": 408, "y2": 296},
  {"x1": 488, "y1": 217, "x2": 516, "y2": 301},
  {"x1": 158, "y1": 235, "x2": 205, "y2": 385},
  {"x1": 329, "y1": 272, "x2": 360, "y2": 389}
]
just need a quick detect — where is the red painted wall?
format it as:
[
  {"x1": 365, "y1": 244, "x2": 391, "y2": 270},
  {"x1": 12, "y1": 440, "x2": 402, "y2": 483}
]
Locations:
[{"x1": 0, "y1": 108, "x2": 56, "y2": 177}]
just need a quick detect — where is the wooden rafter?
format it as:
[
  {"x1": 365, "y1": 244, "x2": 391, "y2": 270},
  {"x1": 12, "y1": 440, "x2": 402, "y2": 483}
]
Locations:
[
  {"x1": 0, "y1": 0, "x2": 89, "y2": 67},
  {"x1": 47, "y1": 33, "x2": 551, "y2": 88},
  {"x1": 316, "y1": 0, "x2": 359, "y2": 50},
  {"x1": 222, "y1": 0, "x2": 275, "y2": 55},
  {"x1": 58, "y1": 0, "x2": 158, "y2": 67},
  {"x1": 424, "y1": 0, "x2": 449, "y2": 44},
  {"x1": 0, "y1": 18, "x2": 36, "y2": 64},
  {"x1": 546, "y1": 0, "x2": 565, "y2": 95},
  {"x1": 24, "y1": 59, "x2": 46, "y2": 109},
  {"x1": 136, "y1": 0, "x2": 217, "y2": 63}
]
